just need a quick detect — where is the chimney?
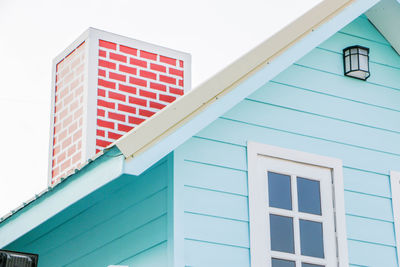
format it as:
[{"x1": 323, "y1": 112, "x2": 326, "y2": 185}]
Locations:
[{"x1": 48, "y1": 28, "x2": 191, "y2": 185}]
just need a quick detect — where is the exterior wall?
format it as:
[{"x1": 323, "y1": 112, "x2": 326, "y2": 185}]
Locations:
[
  {"x1": 52, "y1": 42, "x2": 86, "y2": 180},
  {"x1": 175, "y1": 15, "x2": 400, "y2": 267},
  {"x1": 5, "y1": 155, "x2": 173, "y2": 267}
]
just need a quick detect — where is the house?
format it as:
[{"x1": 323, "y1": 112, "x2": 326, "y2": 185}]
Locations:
[{"x1": 1, "y1": 0, "x2": 400, "y2": 266}]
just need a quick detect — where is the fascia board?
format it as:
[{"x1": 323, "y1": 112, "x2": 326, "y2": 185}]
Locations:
[
  {"x1": 120, "y1": 0, "x2": 379, "y2": 175},
  {"x1": 366, "y1": 0, "x2": 400, "y2": 55},
  {"x1": 0, "y1": 149, "x2": 124, "y2": 248}
]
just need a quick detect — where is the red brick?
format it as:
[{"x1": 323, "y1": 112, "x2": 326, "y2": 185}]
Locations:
[
  {"x1": 110, "y1": 52, "x2": 127, "y2": 63},
  {"x1": 72, "y1": 152, "x2": 81, "y2": 164},
  {"x1": 109, "y1": 91, "x2": 126, "y2": 102},
  {"x1": 97, "y1": 119, "x2": 115, "y2": 129},
  {"x1": 179, "y1": 79, "x2": 183, "y2": 87},
  {"x1": 98, "y1": 69, "x2": 106, "y2": 77},
  {"x1": 99, "y1": 59, "x2": 116, "y2": 70},
  {"x1": 129, "y1": 116, "x2": 145, "y2": 124},
  {"x1": 179, "y1": 60, "x2": 184, "y2": 67},
  {"x1": 129, "y1": 77, "x2": 147, "y2": 87},
  {"x1": 139, "y1": 109, "x2": 155, "y2": 117},
  {"x1": 99, "y1": 50, "x2": 107, "y2": 58},
  {"x1": 129, "y1": 96, "x2": 147, "y2": 107},
  {"x1": 96, "y1": 139, "x2": 112, "y2": 147},
  {"x1": 160, "y1": 55, "x2": 176, "y2": 66},
  {"x1": 160, "y1": 94, "x2": 176, "y2": 103},
  {"x1": 150, "y1": 101, "x2": 166, "y2": 109},
  {"x1": 62, "y1": 115, "x2": 73, "y2": 128},
  {"x1": 74, "y1": 107, "x2": 84, "y2": 119},
  {"x1": 108, "y1": 111, "x2": 126, "y2": 122},
  {"x1": 169, "y1": 68, "x2": 183, "y2": 77},
  {"x1": 99, "y1": 40, "x2": 117, "y2": 50},
  {"x1": 140, "y1": 70, "x2": 157, "y2": 80},
  {"x1": 119, "y1": 84, "x2": 136, "y2": 94},
  {"x1": 118, "y1": 103, "x2": 136, "y2": 114},
  {"x1": 150, "y1": 63, "x2": 166, "y2": 73},
  {"x1": 98, "y1": 88, "x2": 106, "y2": 97},
  {"x1": 150, "y1": 82, "x2": 166, "y2": 92},
  {"x1": 67, "y1": 145, "x2": 76, "y2": 157},
  {"x1": 130, "y1": 58, "x2": 147, "y2": 68},
  {"x1": 73, "y1": 130, "x2": 82, "y2": 142},
  {"x1": 140, "y1": 50, "x2": 157, "y2": 60},
  {"x1": 98, "y1": 78, "x2": 116, "y2": 89},
  {"x1": 169, "y1": 87, "x2": 184, "y2": 95},
  {"x1": 53, "y1": 145, "x2": 61, "y2": 156},
  {"x1": 97, "y1": 129, "x2": 105, "y2": 137},
  {"x1": 97, "y1": 108, "x2": 106, "y2": 117},
  {"x1": 57, "y1": 152, "x2": 66, "y2": 164},
  {"x1": 97, "y1": 99, "x2": 115, "y2": 109},
  {"x1": 69, "y1": 121, "x2": 78, "y2": 133},
  {"x1": 140, "y1": 89, "x2": 157, "y2": 99},
  {"x1": 58, "y1": 129, "x2": 68, "y2": 141},
  {"x1": 108, "y1": 131, "x2": 123, "y2": 140},
  {"x1": 119, "y1": 64, "x2": 137, "y2": 75},
  {"x1": 62, "y1": 137, "x2": 72, "y2": 149},
  {"x1": 109, "y1": 72, "x2": 126, "y2": 82},
  {"x1": 120, "y1": 45, "x2": 137, "y2": 56},
  {"x1": 61, "y1": 159, "x2": 71, "y2": 172},
  {"x1": 118, "y1": 124, "x2": 134, "y2": 132},
  {"x1": 160, "y1": 75, "x2": 176, "y2": 85}
]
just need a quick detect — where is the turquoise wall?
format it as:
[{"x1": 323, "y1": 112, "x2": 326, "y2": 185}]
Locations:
[
  {"x1": 176, "y1": 15, "x2": 400, "y2": 267},
  {"x1": 4, "y1": 156, "x2": 172, "y2": 267}
]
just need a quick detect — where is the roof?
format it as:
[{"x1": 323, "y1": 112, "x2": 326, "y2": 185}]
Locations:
[
  {"x1": 116, "y1": 0, "x2": 400, "y2": 175},
  {"x1": 1, "y1": 0, "x2": 400, "y2": 248}
]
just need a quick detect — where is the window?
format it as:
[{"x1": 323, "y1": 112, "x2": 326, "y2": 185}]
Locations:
[
  {"x1": 247, "y1": 142, "x2": 348, "y2": 267},
  {"x1": 390, "y1": 171, "x2": 400, "y2": 265}
]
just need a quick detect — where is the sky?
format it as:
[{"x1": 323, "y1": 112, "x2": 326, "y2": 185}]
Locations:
[{"x1": 0, "y1": 0, "x2": 321, "y2": 216}]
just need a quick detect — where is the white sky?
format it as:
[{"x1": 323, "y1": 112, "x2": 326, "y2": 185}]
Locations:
[{"x1": 0, "y1": 0, "x2": 321, "y2": 216}]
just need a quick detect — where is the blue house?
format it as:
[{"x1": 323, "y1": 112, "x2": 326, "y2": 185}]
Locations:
[{"x1": 1, "y1": 0, "x2": 400, "y2": 266}]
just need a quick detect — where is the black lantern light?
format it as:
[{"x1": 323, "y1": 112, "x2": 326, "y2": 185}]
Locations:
[{"x1": 343, "y1": 45, "x2": 370, "y2": 80}]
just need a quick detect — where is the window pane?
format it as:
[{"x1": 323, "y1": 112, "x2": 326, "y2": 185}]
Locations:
[
  {"x1": 268, "y1": 172, "x2": 292, "y2": 210},
  {"x1": 297, "y1": 177, "x2": 321, "y2": 215},
  {"x1": 300, "y1": 220, "x2": 324, "y2": 258},
  {"x1": 302, "y1": 263, "x2": 324, "y2": 267},
  {"x1": 272, "y1": 258, "x2": 295, "y2": 267},
  {"x1": 270, "y1": 214, "x2": 294, "y2": 253}
]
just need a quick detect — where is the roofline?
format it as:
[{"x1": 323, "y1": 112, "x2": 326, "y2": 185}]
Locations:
[{"x1": 115, "y1": 0, "x2": 378, "y2": 166}]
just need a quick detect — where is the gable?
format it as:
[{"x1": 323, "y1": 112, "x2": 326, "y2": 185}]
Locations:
[{"x1": 176, "y1": 16, "x2": 400, "y2": 267}]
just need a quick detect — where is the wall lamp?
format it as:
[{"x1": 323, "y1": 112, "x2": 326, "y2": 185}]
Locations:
[{"x1": 343, "y1": 45, "x2": 370, "y2": 80}]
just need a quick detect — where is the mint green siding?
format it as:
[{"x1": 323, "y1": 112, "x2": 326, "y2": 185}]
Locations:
[
  {"x1": 4, "y1": 156, "x2": 172, "y2": 267},
  {"x1": 176, "y1": 16, "x2": 400, "y2": 267}
]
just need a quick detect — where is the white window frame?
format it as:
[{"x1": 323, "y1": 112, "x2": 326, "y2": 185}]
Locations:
[
  {"x1": 390, "y1": 170, "x2": 400, "y2": 265},
  {"x1": 247, "y1": 142, "x2": 349, "y2": 267}
]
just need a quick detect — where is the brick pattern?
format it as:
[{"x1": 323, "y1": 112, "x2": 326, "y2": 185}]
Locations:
[
  {"x1": 96, "y1": 39, "x2": 185, "y2": 152},
  {"x1": 51, "y1": 42, "x2": 86, "y2": 184}
]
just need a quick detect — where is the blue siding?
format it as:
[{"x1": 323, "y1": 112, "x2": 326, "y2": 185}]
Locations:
[
  {"x1": 5, "y1": 158, "x2": 172, "y2": 267},
  {"x1": 176, "y1": 16, "x2": 400, "y2": 267}
]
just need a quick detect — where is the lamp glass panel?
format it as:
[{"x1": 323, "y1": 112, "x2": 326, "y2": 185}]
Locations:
[
  {"x1": 350, "y1": 54, "x2": 358, "y2": 70},
  {"x1": 345, "y1": 56, "x2": 350, "y2": 73},
  {"x1": 359, "y1": 54, "x2": 368, "y2": 71}
]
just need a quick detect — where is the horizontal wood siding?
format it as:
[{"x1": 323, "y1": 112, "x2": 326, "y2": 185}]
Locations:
[
  {"x1": 5, "y1": 159, "x2": 171, "y2": 267},
  {"x1": 177, "y1": 16, "x2": 400, "y2": 267}
]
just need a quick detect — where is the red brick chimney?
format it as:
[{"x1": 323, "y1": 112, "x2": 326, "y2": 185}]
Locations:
[{"x1": 49, "y1": 28, "x2": 191, "y2": 185}]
